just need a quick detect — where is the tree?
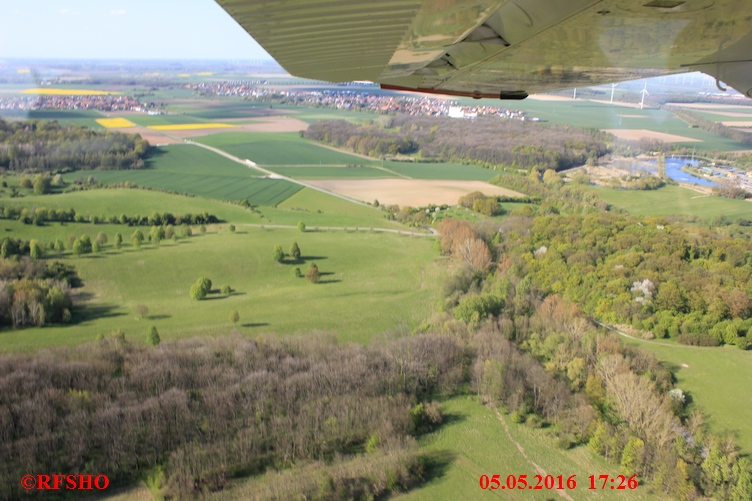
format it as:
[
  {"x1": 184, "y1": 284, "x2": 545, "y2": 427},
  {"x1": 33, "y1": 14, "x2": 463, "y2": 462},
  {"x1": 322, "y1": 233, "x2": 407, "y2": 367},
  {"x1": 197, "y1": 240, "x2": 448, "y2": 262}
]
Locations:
[
  {"x1": 1, "y1": 239, "x2": 12, "y2": 259},
  {"x1": 150, "y1": 225, "x2": 164, "y2": 246},
  {"x1": 79, "y1": 235, "x2": 92, "y2": 253},
  {"x1": 196, "y1": 277, "x2": 212, "y2": 296},
  {"x1": 228, "y1": 224, "x2": 235, "y2": 233},
  {"x1": 19, "y1": 177, "x2": 32, "y2": 189},
  {"x1": 54, "y1": 239, "x2": 65, "y2": 256},
  {"x1": 33, "y1": 175, "x2": 51, "y2": 195},
  {"x1": 290, "y1": 242, "x2": 301, "y2": 261},
  {"x1": 131, "y1": 229, "x2": 144, "y2": 249},
  {"x1": 29, "y1": 240, "x2": 42, "y2": 260},
  {"x1": 297, "y1": 221, "x2": 306, "y2": 232},
  {"x1": 306, "y1": 263, "x2": 320, "y2": 283},
  {"x1": 190, "y1": 283, "x2": 206, "y2": 300},
  {"x1": 72, "y1": 238, "x2": 85, "y2": 256},
  {"x1": 146, "y1": 326, "x2": 160, "y2": 347},
  {"x1": 135, "y1": 304, "x2": 149, "y2": 319},
  {"x1": 92, "y1": 241, "x2": 101, "y2": 254},
  {"x1": 273, "y1": 244, "x2": 285, "y2": 263},
  {"x1": 221, "y1": 284, "x2": 232, "y2": 295},
  {"x1": 230, "y1": 310, "x2": 239, "y2": 325},
  {"x1": 291, "y1": 267, "x2": 302, "y2": 278},
  {"x1": 114, "y1": 233, "x2": 122, "y2": 250}
]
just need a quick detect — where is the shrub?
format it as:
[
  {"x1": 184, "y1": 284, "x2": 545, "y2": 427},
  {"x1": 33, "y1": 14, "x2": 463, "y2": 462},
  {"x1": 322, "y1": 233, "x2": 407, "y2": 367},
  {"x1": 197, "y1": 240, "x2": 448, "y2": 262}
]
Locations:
[
  {"x1": 228, "y1": 224, "x2": 235, "y2": 233},
  {"x1": 189, "y1": 283, "x2": 206, "y2": 300},
  {"x1": 146, "y1": 326, "x2": 160, "y2": 347},
  {"x1": 221, "y1": 285, "x2": 232, "y2": 295},
  {"x1": 297, "y1": 221, "x2": 306, "y2": 232},
  {"x1": 230, "y1": 310, "x2": 239, "y2": 325},
  {"x1": 290, "y1": 242, "x2": 301, "y2": 260},
  {"x1": 273, "y1": 244, "x2": 285, "y2": 263},
  {"x1": 291, "y1": 267, "x2": 302, "y2": 278},
  {"x1": 306, "y1": 263, "x2": 320, "y2": 283}
]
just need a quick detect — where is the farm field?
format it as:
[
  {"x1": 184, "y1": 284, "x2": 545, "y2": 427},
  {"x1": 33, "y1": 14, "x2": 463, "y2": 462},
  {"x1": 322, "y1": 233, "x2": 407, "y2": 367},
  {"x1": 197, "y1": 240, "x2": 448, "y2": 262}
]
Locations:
[
  {"x1": 268, "y1": 165, "x2": 394, "y2": 179},
  {"x1": 305, "y1": 179, "x2": 525, "y2": 207},
  {"x1": 399, "y1": 396, "x2": 657, "y2": 501},
  {"x1": 62, "y1": 145, "x2": 304, "y2": 206},
  {"x1": 194, "y1": 131, "x2": 376, "y2": 165},
  {"x1": 622, "y1": 339, "x2": 752, "y2": 454},
  {"x1": 455, "y1": 97, "x2": 752, "y2": 151},
  {"x1": 0, "y1": 226, "x2": 441, "y2": 352},
  {"x1": 265, "y1": 187, "x2": 404, "y2": 229},
  {"x1": 383, "y1": 160, "x2": 499, "y2": 181},
  {"x1": 589, "y1": 185, "x2": 752, "y2": 221}
]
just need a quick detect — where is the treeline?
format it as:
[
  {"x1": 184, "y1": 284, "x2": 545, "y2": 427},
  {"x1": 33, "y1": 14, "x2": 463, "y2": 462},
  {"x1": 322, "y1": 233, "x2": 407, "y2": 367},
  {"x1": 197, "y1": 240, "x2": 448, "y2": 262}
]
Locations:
[
  {"x1": 305, "y1": 115, "x2": 610, "y2": 171},
  {"x1": 0, "y1": 204, "x2": 219, "y2": 226},
  {"x1": 0, "y1": 333, "x2": 462, "y2": 500},
  {"x1": 664, "y1": 105, "x2": 752, "y2": 146},
  {"x1": 436, "y1": 217, "x2": 752, "y2": 499},
  {"x1": 0, "y1": 257, "x2": 77, "y2": 327},
  {"x1": 491, "y1": 212, "x2": 752, "y2": 347},
  {"x1": 0, "y1": 119, "x2": 149, "y2": 172}
]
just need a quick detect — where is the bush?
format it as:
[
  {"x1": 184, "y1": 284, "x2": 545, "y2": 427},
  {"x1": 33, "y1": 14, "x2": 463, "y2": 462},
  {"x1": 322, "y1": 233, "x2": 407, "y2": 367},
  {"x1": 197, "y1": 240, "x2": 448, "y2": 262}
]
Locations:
[
  {"x1": 189, "y1": 283, "x2": 206, "y2": 300},
  {"x1": 290, "y1": 242, "x2": 301, "y2": 260},
  {"x1": 221, "y1": 285, "x2": 232, "y2": 295},
  {"x1": 306, "y1": 263, "x2": 320, "y2": 283},
  {"x1": 291, "y1": 267, "x2": 302, "y2": 278},
  {"x1": 146, "y1": 326, "x2": 160, "y2": 347},
  {"x1": 297, "y1": 221, "x2": 306, "y2": 232},
  {"x1": 273, "y1": 244, "x2": 285, "y2": 263},
  {"x1": 228, "y1": 224, "x2": 235, "y2": 233}
]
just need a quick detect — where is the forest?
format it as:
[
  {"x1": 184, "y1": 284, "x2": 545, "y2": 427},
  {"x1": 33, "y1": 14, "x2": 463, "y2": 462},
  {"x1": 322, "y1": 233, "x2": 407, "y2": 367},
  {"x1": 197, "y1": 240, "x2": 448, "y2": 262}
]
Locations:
[
  {"x1": 0, "y1": 119, "x2": 149, "y2": 172},
  {"x1": 304, "y1": 116, "x2": 610, "y2": 171}
]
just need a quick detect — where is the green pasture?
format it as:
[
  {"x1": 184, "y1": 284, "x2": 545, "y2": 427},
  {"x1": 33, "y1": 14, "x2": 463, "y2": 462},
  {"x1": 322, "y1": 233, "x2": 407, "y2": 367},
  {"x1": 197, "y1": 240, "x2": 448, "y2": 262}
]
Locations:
[
  {"x1": 3, "y1": 189, "x2": 262, "y2": 224},
  {"x1": 194, "y1": 132, "x2": 376, "y2": 165},
  {"x1": 124, "y1": 114, "x2": 214, "y2": 126},
  {"x1": 264, "y1": 188, "x2": 403, "y2": 229},
  {"x1": 61, "y1": 145, "x2": 302, "y2": 206},
  {"x1": 589, "y1": 185, "x2": 752, "y2": 221},
  {"x1": 0, "y1": 226, "x2": 440, "y2": 351},
  {"x1": 164, "y1": 100, "x2": 277, "y2": 119},
  {"x1": 623, "y1": 339, "x2": 752, "y2": 454},
  {"x1": 401, "y1": 396, "x2": 657, "y2": 501}
]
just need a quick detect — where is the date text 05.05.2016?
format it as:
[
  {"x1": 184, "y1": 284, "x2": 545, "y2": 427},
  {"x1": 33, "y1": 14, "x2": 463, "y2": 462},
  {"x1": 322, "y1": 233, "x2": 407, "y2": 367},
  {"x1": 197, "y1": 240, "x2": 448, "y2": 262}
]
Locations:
[{"x1": 479, "y1": 474, "x2": 639, "y2": 491}]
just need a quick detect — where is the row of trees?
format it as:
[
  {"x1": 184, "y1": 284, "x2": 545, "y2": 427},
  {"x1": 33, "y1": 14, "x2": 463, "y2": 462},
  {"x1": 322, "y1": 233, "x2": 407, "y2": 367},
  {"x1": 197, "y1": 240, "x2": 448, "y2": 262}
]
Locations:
[
  {"x1": 663, "y1": 106, "x2": 752, "y2": 146},
  {"x1": 0, "y1": 204, "x2": 219, "y2": 227},
  {"x1": 305, "y1": 115, "x2": 609, "y2": 171},
  {"x1": 0, "y1": 118, "x2": 149, "y2": 172}
]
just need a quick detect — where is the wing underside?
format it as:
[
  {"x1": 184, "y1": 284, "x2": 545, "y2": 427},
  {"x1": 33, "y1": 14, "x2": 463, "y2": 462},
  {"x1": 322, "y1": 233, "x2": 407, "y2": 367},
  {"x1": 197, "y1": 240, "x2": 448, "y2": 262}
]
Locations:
[{"x1": 216, "y1": 0, "x2": 752, "y2": 98}]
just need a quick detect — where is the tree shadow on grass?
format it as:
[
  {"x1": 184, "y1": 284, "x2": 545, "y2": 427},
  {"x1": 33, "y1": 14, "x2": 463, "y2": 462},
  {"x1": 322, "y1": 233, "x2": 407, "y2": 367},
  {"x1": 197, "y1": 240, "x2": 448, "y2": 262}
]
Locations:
[
  {"x1": 71, "y1": 304, "x2": 126, "y2": 324},
  {"x1": 419, "y1": 449, "x2": 456, "y2": 485},
  {"x1": 300, "y1": 256, "x2": 328, "y2": 261},
  {"x1": 148, "y1": 314, "x2": 171, "y2": 320},
  {"x1": 241, "y1": 322, "x2": 269, "y2": 328}
]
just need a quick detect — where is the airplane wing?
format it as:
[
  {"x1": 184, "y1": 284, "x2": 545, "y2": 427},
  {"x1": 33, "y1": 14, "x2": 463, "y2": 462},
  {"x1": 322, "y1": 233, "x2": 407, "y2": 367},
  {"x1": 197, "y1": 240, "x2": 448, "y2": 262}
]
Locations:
[{"x1": 215, "y1": 0, "x2": 752, "y2": 99}]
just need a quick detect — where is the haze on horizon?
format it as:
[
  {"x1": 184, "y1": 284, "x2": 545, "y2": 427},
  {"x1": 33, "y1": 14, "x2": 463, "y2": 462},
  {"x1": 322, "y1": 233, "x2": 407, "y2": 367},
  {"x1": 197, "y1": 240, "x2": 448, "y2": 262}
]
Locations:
[{"x1": 0, "y1": 0, "x2": 272, "y2": 60}]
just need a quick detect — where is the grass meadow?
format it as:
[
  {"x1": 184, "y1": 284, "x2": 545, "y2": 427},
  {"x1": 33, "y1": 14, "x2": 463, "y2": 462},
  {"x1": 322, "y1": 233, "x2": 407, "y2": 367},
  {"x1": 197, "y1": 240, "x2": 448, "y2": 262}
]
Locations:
[
  {"x1": 0, "y1": 109, "x2": 105, "y2": 129},
  {"x1": 589, "y1": 185, "x2": 752, "y2": 221},
  {"x1": 399, "y1": 396, "x2": 659, "y2": 501},
  {"x1": 622, "y1": 339, "x2": 752, "y2": 454},
  {"x1": 0, "y1": 224, "x2": 440, "y2": 352}
]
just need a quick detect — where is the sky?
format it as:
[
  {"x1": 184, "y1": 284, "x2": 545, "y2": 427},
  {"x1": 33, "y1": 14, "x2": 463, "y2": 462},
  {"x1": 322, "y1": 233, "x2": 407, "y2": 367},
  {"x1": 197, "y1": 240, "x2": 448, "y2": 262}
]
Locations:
[{"x1": 0, "y1": 0, "x2": 273, "y2": 60}]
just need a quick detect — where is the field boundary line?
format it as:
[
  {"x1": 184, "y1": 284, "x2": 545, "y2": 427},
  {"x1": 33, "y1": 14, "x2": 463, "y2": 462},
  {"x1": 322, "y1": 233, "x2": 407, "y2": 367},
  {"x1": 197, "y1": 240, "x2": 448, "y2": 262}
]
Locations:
[
  {"x1": 238, "y1": 223, "x2": 436, "y2": 236},
  {"x1": 492, "y1": 406, "x2": 575, "y2": 501},
  {"x1": 306, "y1": 142, "x2": 412, "y2": 179}
]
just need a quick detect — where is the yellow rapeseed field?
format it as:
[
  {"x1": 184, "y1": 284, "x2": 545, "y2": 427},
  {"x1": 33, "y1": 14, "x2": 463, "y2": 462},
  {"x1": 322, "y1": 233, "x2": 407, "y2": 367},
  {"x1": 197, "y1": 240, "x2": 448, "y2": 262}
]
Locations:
[
  {"x1": 96, "y1": 118, "x2": 136, "y2": 128},
  {"x1": 17, "y1": 69, "x2": 31, "y2": 74},
  {"x1": 22, "y1": 88, "x2": 120, "y2": 96},
  {"x1": 196, "y1": 72, "x2": 214, "y2": 76},
  {"x1": 147, "y1": 123, "x2": 236, "y2": 131}
]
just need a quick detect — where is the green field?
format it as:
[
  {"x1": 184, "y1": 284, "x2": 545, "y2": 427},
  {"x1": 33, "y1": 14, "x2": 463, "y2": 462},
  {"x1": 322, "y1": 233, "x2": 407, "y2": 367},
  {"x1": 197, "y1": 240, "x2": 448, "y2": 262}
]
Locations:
[
  {"x1": 4, "y1": 189, "x2": 262, "y2": 224},
  {"x1": 62, "y1": 145, "x2": 302, "y2": 206},
  {"x1": 194, "y1": 132, "x2": 375, "y2": 165},
  {"x1": 589, "y1": 185, "x2": 752, "y2": 221},
  {"x1": 265, "y1": 188, "x2": 403, "y2": 228},
  {"x1": 0, "y1": 109, "x2": 105, "y2": 128},
  {"x1": 268, "y1": 165, "x2": 393, "y2": 179},
  {"x1": 124, "y1": 114, "x2": 216, "y2": 126},
  {"x1": 382, "y1": 161, "x2": 498, "y2": 181},
  {"x1": 400, "y1": 396, "x2": 657, "y2": 501},
  {"x1": 623, "y1": 340, "x2": 752, "y2": 454},
  {"x1": 0, "y1": 226, "x2": 440, "y2": 351}
]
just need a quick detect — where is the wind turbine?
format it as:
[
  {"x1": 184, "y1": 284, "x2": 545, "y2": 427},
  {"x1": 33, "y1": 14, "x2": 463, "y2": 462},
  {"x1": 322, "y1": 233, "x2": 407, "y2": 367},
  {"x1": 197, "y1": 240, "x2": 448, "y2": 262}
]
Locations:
[
  {"x1": 639, "y1": 81, "x2": 649, "y2": 110},
  {"x1": 610, "y1": 82, "x2": 618, "y2": 104}
]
